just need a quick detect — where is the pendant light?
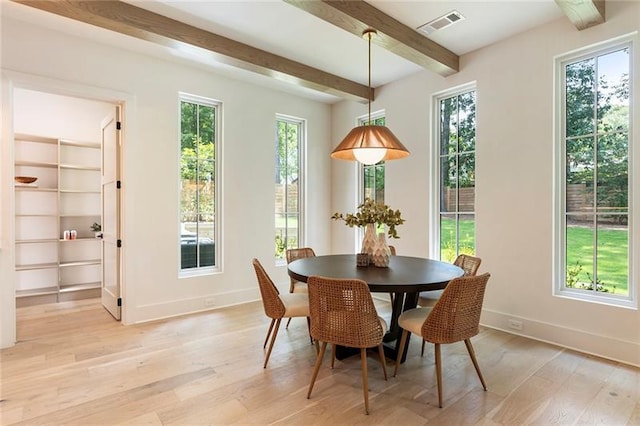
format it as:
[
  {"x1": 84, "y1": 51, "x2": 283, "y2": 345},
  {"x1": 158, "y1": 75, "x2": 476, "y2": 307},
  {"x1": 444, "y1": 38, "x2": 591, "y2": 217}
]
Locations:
[{"x1": 331, "y1": 29, "x2": 410, "y2": 165}]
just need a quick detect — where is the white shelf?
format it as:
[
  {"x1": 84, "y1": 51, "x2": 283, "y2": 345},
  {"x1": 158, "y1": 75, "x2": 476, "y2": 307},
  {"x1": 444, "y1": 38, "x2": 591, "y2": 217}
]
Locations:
[
  {"x1": 14, "y1": 186, "x2": 57, "y2": 192},
  {"x1": 14, "y1": 133, "x2": 103, "y2": 304},
  {"x1": 15, "y1": 262, "x2": 58, "y2": 271},
  {"x1": 60, "y1": 259, "x2": 101, "y2": 268},
  {"x1": 16, "y1": 238, "x2": 59, "y2": 244},
  {"x1": 15, "y1": 160, "x2": 58, "y2": 168},
  {"x1": 59, "y1": 282, "x2": 101, "y2": 292},
  {"x1": 60, "y1": 139, "x2": 100, "y2": 149},
  {"x1": 59, "y1": 189, "x2": 101, "y2": 194},
  {"x1": 16, "y1": 287, "x2": 59, "y2": 298},
  {"x1": 59, "y1": 164, "x2": 101, "y2": 171}
]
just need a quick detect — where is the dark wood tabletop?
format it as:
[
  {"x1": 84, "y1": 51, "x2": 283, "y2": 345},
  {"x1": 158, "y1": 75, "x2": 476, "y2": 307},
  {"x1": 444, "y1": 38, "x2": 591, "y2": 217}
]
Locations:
[
  {"x1": 287, "y1": 254, "x2": 463, "y2": 292},
  {"x1": 287, "y1": 254, "x2": 463, "y2": 361}
]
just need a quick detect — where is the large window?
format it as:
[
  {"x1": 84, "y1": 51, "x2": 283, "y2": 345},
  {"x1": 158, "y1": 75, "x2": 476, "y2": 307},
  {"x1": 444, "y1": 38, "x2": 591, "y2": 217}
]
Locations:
[
  {"x1": 179, "y1": 94, "x2": 220, "y2": 272},
  {"x1": 555, "y1": 37, "x2": 633, "y2": 304},
  {"x1": 435, "y1": 87, "x2": 476, "y2": 262},
  {"x1": 275, "y1": 115, "x2": 305, "y2": 261},
  {"x1": 360, "y1": 113, "x2": 386, "y2": 204}
]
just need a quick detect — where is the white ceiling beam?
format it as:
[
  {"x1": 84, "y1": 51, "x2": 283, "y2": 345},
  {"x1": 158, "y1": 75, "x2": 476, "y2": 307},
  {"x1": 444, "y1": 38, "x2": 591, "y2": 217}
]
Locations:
[{"x1": 555, "y1": 0, "x2": 605, "y2": 30}]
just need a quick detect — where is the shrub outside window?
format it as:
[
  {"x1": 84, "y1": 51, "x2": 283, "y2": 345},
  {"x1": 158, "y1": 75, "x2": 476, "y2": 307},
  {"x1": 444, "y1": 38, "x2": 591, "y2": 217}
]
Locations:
[
  {"x1": 555, "y1": 37, "x2": 633, "y2": 305},
  {"x1": 179, "y1": 94, "x2": 220, "y2": 273},
  {"x1": 275, "y1": 115, "x2": 305, "y2": 261},
  {"x1": 360, "y1": 113, "x2": 386, "y2": 205},
  {"x1": 435, "y1": 87, "x2": 477, "y2": 262}
]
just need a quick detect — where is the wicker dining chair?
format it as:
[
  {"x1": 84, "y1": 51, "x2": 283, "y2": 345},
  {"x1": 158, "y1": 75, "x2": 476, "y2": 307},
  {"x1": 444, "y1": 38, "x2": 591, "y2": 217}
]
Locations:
[
  {"x1": 284, "y1": 247, "x2": 316, "y2": 330},
  {"x1": 286, "y1": 247, "x2": 316, "y2": 293},
  {"x1": 306, "y1": 275, "x2": 388, "y2": 415},
  {"x1": 417, "y1": 254, "x2": 481, "y2": 308},
  {"x1": 394, "y1": 272, "x2": 491, "y2": 408},
  {"x1": 251, "y1": 258, "x2": 311, "y2": 368}
]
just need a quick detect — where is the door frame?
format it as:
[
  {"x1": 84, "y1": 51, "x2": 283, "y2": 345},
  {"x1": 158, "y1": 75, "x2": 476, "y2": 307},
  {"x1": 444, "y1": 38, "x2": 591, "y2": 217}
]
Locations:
[{"x1": 0, "y1": 71, "x2": 134, "y2": 348}]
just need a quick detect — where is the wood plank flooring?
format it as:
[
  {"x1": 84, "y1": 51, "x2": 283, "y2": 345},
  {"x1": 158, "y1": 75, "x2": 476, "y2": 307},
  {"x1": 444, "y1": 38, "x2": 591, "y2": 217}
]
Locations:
[{"x1": 1, "y1": 298, "x2": 639, "y2": 425}]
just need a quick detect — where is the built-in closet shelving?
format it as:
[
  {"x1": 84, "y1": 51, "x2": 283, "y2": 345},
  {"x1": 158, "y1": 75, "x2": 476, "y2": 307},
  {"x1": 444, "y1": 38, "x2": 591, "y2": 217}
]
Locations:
[{"x1": 14, "y1": 133, "x2": 102, "y2": 307}]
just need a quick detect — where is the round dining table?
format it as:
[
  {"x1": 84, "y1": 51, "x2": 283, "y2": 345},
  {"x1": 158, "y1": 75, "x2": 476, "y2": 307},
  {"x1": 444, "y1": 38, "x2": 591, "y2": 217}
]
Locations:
[{"x1": 287, "y1": 254, "x2": 463, "y2": 362}]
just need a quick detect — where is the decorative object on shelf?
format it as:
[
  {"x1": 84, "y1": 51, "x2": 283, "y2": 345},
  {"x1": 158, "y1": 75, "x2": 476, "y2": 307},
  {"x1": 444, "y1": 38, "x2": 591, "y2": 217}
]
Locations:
[
  {"x1": 63, "y1": 230, "x2": 71, "y2": 240},
  {"x1": 15, "y1": 176, "x2": 38, "y2": 184},
  {"x1": 332, "y1": 198, "x2": 405, "y2": 258},
  {"x1": 330, "y1": 28, "x2": 410, "y2": 165},
  {"x1": 90, "y1": 222, "x2": 102, "y2": 238},
  {"x1": 371, "y1": 233, "x2": 391, "y2": 267},
  {"x1": 70, "y1": 230, "x2": 77, "y2": 240}
]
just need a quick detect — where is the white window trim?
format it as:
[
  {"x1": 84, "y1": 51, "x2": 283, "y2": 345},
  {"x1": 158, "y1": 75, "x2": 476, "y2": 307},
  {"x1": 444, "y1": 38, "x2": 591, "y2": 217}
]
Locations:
[
  {"x1": 430, "y1": 82, "x2": 477, "y2": 260},
  {"x1": 178, "y1": 92, "x2": 223, "y2": 277},
  {"x1": 355, "y1": 109, "x2": 385, "y2": 252},
  {"x1": 356, "y1": 109, "x2": 386, "y2": 202},
  {"x1": 275, "y1": 114, "x2": 306, "y2": 266},
  {"x1": 552, "y1": 33, "x2": 637, "y2": 309}
]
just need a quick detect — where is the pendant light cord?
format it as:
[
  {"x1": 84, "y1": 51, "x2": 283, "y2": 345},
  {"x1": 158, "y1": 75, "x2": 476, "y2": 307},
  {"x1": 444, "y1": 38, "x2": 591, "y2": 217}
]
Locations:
[{"x1": 367, "y1": 30, "x2": 372, "y2": 125}]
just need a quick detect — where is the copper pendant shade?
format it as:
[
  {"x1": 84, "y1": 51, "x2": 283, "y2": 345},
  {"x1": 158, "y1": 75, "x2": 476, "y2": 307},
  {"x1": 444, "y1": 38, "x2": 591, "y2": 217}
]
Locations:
[
  {"x1": 330, "y1": 29, "x2": 410, "y2": 165},
  {"x1": 330, "y1": 125, "x2": 410, "y2": 162}
]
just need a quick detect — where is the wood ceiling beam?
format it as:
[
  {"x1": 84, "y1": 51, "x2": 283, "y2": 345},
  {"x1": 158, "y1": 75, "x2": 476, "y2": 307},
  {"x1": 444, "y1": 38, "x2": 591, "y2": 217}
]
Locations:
[
  {"x1": 11, "y1": 0, "x2": 372, "y2": 102},
  {"x1": 555, "y1": 0, "x2": 605, "y2": 30},
  {"x1": 283, "y1": 0, "x2": 459, "y2": 77}
]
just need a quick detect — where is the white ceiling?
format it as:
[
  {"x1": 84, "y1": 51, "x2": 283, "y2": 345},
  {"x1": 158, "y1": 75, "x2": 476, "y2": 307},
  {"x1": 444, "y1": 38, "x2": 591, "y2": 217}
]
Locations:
[{"x1": 2, "y1": 1, "x2": 566, "y2": 103}]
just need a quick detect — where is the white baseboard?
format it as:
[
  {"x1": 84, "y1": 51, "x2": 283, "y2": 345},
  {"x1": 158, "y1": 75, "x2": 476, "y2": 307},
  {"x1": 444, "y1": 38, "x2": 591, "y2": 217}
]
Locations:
[
  {"x1": 481, "y1": 309, "x2": 640, "y2": 367},
  {"x1": 132, "y1": 287, "x2": 260, "y2": 324}
]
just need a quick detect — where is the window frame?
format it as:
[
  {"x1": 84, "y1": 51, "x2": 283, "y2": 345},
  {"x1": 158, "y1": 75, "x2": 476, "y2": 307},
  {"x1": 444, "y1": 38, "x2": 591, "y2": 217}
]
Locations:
[
  {"x1": 275, "y1": 114, "x2": 306, "y2": 265},
  {"x1": 178, "y1": 93, "x2": 222, "y2": 277},
  {"x1": 357, "y1": 110, "x2": 387, "y2": 205},
  {"x1": 553, "y1": 34, "x2": 636, "y2": 308},
  {"x1": 430, "y1": 82, "x2": 477, "y2": 262}
]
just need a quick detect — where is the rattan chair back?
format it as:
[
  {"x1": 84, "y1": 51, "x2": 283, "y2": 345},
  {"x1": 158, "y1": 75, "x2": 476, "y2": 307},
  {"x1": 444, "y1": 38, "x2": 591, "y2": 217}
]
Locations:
[
  {"x1": 307, "y1": 276, "x2": 384, "y2": 349},
  {"x1": 252, "y1": 258, "x2": 285, "y2": 319},
  {"x1": 453, "y1": 254, "x2": 482, "y2": 276},
  {"x1": 286, "y1": 247, "x2": 316, "y2": 264},
  {"x1": 422, "y1": 272, "x2": 490, "y2": 345}
]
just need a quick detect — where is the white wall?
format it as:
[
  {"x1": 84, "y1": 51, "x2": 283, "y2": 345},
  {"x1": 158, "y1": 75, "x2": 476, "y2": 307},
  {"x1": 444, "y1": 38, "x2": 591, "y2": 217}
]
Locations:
[
  {"x1": 1, "y1": 15, "x2": 332, "y2": 348},
  {"x1": 331, "y1": 1, "x2": 640, "y2": 366}
]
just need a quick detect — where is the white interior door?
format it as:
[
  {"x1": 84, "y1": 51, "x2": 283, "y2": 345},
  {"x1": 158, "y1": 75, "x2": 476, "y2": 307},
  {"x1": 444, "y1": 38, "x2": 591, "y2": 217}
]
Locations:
[{"x1": 101, "y1": 106, "x2": 121, "y2": 320}]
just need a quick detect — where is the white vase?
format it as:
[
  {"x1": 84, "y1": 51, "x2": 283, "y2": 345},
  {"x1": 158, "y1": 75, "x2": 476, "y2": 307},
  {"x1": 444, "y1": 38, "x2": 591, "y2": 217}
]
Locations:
[
  {"x1": 361, "y1": 223, "x2": 377, "y2": 257},
  {"x1": 372, "y1": 232, "x2": 391, "y2": 267}
]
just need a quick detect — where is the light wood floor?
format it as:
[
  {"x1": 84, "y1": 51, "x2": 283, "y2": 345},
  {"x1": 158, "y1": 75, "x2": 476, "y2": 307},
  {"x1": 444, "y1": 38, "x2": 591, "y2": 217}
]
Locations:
[{"x1": 2, "y1": 298, "x2": 639, "y2": 425}]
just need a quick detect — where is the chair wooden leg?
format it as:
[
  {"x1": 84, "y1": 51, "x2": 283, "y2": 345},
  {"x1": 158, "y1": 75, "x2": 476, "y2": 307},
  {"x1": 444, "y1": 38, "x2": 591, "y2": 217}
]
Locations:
[
  {"x1": 263, "y1": 318, "x2": 275, "y2": 349},
  {"x1": 434, "y1": 343, "x2": 443, "y2": 408},
  {"x1": 330, "y1": 344, "x2": 337, "y2": 369},
  {"x1": 360, "y1": 348, "x2": 370, "y2": 415},
  {"x1": 421, "y1": 339, "x2": 426, "y2": 356},
  {"x1": 393, "y1": 329, "x2": 409, "y2": 377},
  {"x1": 285, "y1": 317, "x2": 292, "y2": 329},
  {"x1": 307, "y1": 342, "x2": 327, "y2": 399},
  {"x1": 263, "y1": 318, "x2": 281, "y2": 368},
  {"x1": 389, "y1": 292, "x2": 394, "y2": 306},
  {"x1": 306, "y1": 317, "x2": 313, "y2": 344},
  {"x1": 464, "y1": 338, "x2": 487, "y2": 390},
  {"x1": 377, "y1": 344, "x2": 388, "y2": 381}
]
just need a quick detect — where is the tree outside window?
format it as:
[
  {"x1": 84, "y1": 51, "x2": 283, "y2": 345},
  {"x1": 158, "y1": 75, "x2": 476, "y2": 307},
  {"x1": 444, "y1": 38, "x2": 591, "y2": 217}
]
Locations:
[
  {"x1": 438, "y1": 90, "x2": 476, "y2": 262},
  {"x1": 180, "y1": 96, "x2": 218, "y2": 271},
  {"x1": 361, "y1": 114, "x2": 386, "y2": 204},
  {"x1": 561, "y1": 45, "x2": 630, "y2": 297},
  {"x1": 275, "y1": 116, "x2": 304, "y2": 260}
]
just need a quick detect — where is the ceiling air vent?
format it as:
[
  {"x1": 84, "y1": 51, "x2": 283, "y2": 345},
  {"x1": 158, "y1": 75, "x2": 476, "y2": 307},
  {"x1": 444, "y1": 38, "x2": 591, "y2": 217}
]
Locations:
[{"x1": 417, "y1": 10, "x2": 465, "y2": 35}]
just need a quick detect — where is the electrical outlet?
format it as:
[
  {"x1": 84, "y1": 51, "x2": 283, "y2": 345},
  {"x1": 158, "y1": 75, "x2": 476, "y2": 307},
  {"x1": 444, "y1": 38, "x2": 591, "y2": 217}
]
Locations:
[
  {"x1": 508, "y1": 319, "x2": 523, "y2": 331},
  {"x1": 205, "y1": 298, "x2": 215, "y2": 307}
]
